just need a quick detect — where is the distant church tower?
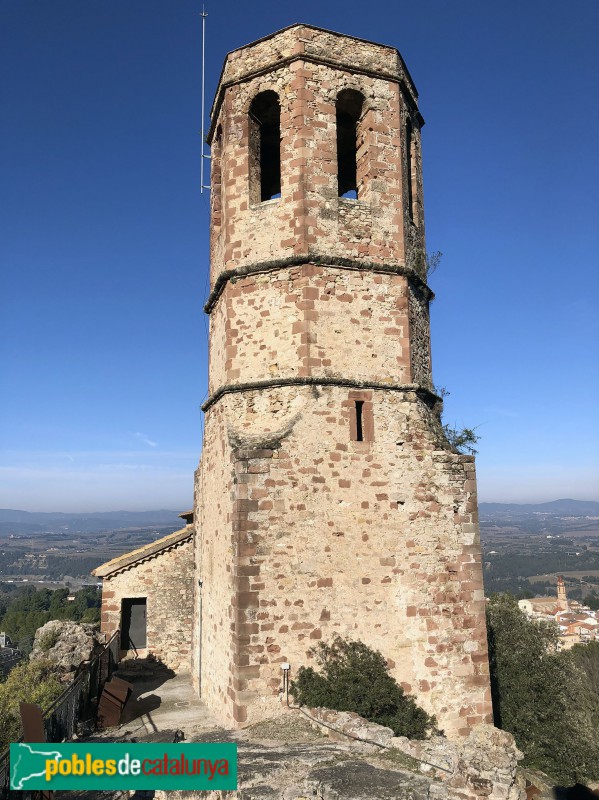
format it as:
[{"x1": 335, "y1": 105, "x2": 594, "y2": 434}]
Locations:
[
  {"x1": 193, "y1": 24, "x2": 493, "y2": 737},
  {"x1": 557, "y1": 575, "x2": 569, "y2": 610}
]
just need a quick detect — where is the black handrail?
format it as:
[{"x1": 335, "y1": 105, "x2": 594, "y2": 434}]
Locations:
[{"x1": 0, "y1": 629, "x2": 120, "y2": 799}]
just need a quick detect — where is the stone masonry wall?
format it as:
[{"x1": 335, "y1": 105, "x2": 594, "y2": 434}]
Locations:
[
  {"x1": 408, "y1": 282, "x2": 433, "y2": 389},
  {"x1": 100, "y1": 533, "x2": 193, "y2": 672},
  {"x1": 195, "y1": 24, "x2": 492, "y2": 737},
  {"x1": 212, "y1": 25, "x2": 412, "y2": 97},
  {"x1": 208, "y1": 264, "x2": 418, "y2": 397},
  {"x1": 192, "y1": 410, "x2": 237, "y2": 715},
  {"x1": 197, "y1": 386, "x2": 492, "y2": 735},
  {"x1": 208, "y1": 43, "x2": 425, "y2": 291}
]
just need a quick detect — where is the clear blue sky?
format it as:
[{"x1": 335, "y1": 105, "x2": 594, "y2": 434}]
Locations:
[{"x1": 1, "y1": 0, "x2": 597, "y2": 511}]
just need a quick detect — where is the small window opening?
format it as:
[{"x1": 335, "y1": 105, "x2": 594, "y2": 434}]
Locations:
[
  {"x1": 406, "y1": 117, "x2": 415, "y2": 221},
  {"x1": 249, "y1": 91, "x2": 281, "y2": 202},
  {"x1": 336, "y1": 89, "x2": 364, "y2": 199},
  {"x1": 350, "y1": 395, "x2": 373, "y2": 442},
  {"x1": 355, "y1": 400, "x2": 364, "y2": 441}
]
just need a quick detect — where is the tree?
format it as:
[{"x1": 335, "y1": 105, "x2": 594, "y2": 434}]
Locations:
[
  {"x1": 80, "y1": 607, "x2": 100, "y2": 624},
  {"x1": 48, "y1": 588, "x2": 69, "y2": 615},
  {"x1": 1, "y1": 608, "x2": 51, "y2": 649},
  {"x1": 583, "y1": 594, "x2": 599, "y2": 611},
  {"x1": 0, "y1": 660, "x2": 62, "y2": 749},
  {"x1": 0, "y1": 585, "x2": 101, "y2": 654},
  {"x1": 290, "y1": 637, "x2": 437, "y2": 739},
  {"x1": 567, "y1": 641, "x2": 599, "y2": 734},
  {"x1": 486, "y1": 594, "x2": 599, "y2": 784}
]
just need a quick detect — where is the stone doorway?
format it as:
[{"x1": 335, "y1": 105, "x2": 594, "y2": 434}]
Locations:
[{"x1": 121, "y1": 597, "x2": 147, "y2": 651}]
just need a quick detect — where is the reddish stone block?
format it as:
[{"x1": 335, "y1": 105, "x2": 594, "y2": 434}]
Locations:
[{"x1": 317, "y1": 578, "x2": 333, "y2": 588}]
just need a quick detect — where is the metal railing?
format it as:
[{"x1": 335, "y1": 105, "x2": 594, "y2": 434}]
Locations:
[
  {"x1": 0, "y1": 630, "x2": 120, "y2": 799},
  {"x1": 0, "y1": 650, "x2": 23, "y2": 680}
]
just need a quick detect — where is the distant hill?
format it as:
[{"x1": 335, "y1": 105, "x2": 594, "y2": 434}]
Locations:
[
  {"x1": 2, "y1": 501, "x2": 597, "y2": 524},
  {"x1": 0, "y1": 509, "x2": 183, "y2": 535},
  {"x1": 1, "y1": 500, "x2": 596, "y2": 537},
  {"x1": 479, "y1": 499, "x2": 599, "y2": 516}
]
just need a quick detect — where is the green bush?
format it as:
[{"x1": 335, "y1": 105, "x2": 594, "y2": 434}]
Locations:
[
  {"x1": 0, "y1": 660, "x2": 62, "y2": 749},
  {"x1": 80, "y1": 607, "x2": 100, "y2": 624},
  {"x1": 37, "y1": 627, "x2": 61, "y2": 652},
  {"x1": 442, "y1": 423, "x2": 480, "y2": 455},
  {"x1": 486, "y1": 594, "x2": 599, "y2": 784},
  {"x1": 290, "y1": 637, "x2": 438, "y2": 739}
]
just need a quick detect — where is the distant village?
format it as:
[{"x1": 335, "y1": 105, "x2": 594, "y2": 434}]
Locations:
[{"x1": 518, "y1": 576, "x2": 599, "y2": 648}]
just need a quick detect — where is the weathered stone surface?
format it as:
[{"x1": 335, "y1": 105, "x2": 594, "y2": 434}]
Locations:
[
  {"x1": 292, "y1": 710, "x2": 523, "y2": 800},
  {"x1": 194, "y1": 23, "x2": 493, "y2": 737},
  {"x1": 391, "y1": 723, "x2": 524, "y2": 800},
  {"x1": 150, "y1": 737, "x2": 517, "y2": 800},
  {"x1": 152, "y1": 743, "x2": 433, "y2": 800},
  {"x1": 305, "y1": 706, "x2": 395, "y2": 749},
  {"x1": 30, "y1": 620, "x2": 103, "y2": 679},
  {"x1": 304, "y1": 760, "x2": 431, "y2": 800}
]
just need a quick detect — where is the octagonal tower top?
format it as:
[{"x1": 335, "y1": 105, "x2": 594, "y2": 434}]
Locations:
[
  {"x1": 208, "y1": 24, "x2": 421, "y2": 141},
  {"x1": 205, "y1": 23, "x2": 428, "y2": 297}
]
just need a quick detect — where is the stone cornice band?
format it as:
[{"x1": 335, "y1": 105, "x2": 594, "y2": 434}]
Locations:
[
  {"x1": 202, "y1": 377, "x2": 439, "y2": 413},
  {"x1": 208, "y1": 49, "x2": 423, "y2": 143},
  {"x1": 203, "y1": 255, "x2": 434, "y2": 315}
]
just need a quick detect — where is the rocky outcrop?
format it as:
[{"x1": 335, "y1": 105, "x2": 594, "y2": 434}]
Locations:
[
  {"x1": 30, "y1": 620, "x2": 103, "y2": 680},
  {"x1": 304, "y1": 706, "x2": 395, "y2": 749},
  {"x1": 455, "y1": 725, "x2": 524, "y2": 800},
  {"x1": 148, "y1": 713, "x2": 524, "y2": 800},
  {"x1": 392, "y1": 724, "x2": 524, "y2": 800},
  {"x1": 152, "y1": 740, "x2": 433, "y2": 800},
  {"x1": 297, "y1": 709, "x2": 524, "y2": 800}
]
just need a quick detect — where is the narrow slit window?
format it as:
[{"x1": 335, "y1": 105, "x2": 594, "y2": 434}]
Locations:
[
  {"x1": 336, "y1": 89, "x2": 364, "y2": 199},
  {"x1": 350, "y1": 395, "x2": 373, "y2": 442},
  {"x1": 355, "y1": 401, "x2": 364, "y2": 441},
  {"x1": 249, "y1": 91, "x2": 281, "y2": 203}
]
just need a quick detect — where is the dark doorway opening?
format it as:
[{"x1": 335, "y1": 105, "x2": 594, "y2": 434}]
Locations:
[{"x1": 122, "y1": 598, "x2": 147, "y2": 650}]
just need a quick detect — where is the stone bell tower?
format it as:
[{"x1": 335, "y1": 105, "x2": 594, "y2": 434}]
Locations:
[
  {"x1": 192, "y1": 24, "x2": 493, "y2": 737},
  {"x1": 557, "y1": 576, "x2": 569, "y2": 610}
]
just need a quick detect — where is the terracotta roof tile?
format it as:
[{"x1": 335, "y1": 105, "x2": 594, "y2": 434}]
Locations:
[{"x1": 92, "y1": 526, "x2": 193, "y2": 578}]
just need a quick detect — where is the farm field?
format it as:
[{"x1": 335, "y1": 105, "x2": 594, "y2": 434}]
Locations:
[{"x1": 528, "y1": 570, "x2": 599, "y2": 583}]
